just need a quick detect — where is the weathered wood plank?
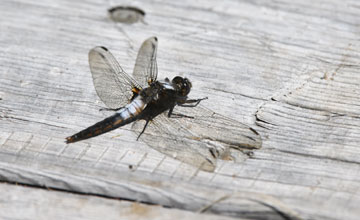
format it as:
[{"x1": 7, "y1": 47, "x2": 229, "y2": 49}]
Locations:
[
  {"x1": 0, "y1": 131, "x2": 302, "y2": 220},
  {"x1": 0, "y1": 182, "x2": 241, "y2": 220},
  {"x1": 0, "y1": 0, "x2": 359, "y2": 219}
]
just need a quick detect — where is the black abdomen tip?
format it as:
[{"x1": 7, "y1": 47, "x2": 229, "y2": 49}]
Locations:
[{"x1": 65, "y1": 135, "x2": 77, "y2": 144}]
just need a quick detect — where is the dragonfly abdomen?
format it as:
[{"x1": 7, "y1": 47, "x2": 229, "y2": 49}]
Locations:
[{"x1": 66, "y1": 98, "x2": 145, "y2": 144}]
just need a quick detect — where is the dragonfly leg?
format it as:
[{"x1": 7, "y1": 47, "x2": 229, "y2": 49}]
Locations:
[
  {"x1": 137, "y1": 120, "x2": 150, "y2": 140},
  {"x1": 168, "y1": 106, "x2": 194, "y2": 118},
  {"x1": 178, "y1": 97, "x2": 208, "y2": 107},
  {"x1": 167, "y1": 106, "x2": 174, "y2": 117}
]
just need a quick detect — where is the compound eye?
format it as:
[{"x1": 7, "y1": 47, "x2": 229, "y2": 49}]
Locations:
[
  {"x1": 184, "y1": 78, "x2": 192, "y2": 88},
  {"x1": 172, "y1": 76, "x2": 182, "y2": 84},
  {"x1": 182, "y1": 82, "x2": 191, "y2": 95}
]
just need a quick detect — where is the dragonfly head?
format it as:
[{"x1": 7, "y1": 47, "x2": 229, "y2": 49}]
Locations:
[{"x1": 172, "y1": 76, "x2": 192, "y2": 97}]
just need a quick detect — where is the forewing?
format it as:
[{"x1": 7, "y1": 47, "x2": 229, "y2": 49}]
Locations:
[
  {"x1": 132, "y1": 114, "x2": 217, "y2": 172},
  {"x1": 89, "y1": 46, "x2": 142, "y2": 109},
  {"x1": 133, "y1": 37, "x2": 158, "y2": 87},
  {"x1": 174, "y1": 104, "x2": 262, "y2": 150}
]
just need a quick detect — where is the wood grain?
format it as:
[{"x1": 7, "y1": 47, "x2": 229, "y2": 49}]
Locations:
[
  {"x1": 1, "y1": 0, "x2": 359, "y2": 219},
  {"x1": 0, "y1": 182, "x2": 242, "y2": 220}
]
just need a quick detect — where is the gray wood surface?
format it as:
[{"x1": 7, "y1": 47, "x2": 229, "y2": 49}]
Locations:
[
  {"x1": 0, "y1": 183, "x2": 241, "y2": 220},
  {"x1": 1, "y1": 0, "x2": 359, "y2": 219}
]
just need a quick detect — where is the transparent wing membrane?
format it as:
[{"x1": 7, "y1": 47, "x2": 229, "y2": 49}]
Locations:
[
  {"x1": 132, "y1": 103, "x2": 262, "y2": 171},
  {"x1": 132, "y1": 114, "x2": 217, "y2": 172},
  {"x1": 89, "y1": 46, "x2": 141, "y2": 109},
  {"x1": 133, "y1": 37, "x2": 158, "y2": 87},
  {"x1": 173, "y1": 104, "x2": 262, "y2": 150}
]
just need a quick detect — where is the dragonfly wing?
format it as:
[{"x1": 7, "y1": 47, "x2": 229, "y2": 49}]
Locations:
[
  {"x1": 132, "y1": 103, "x2": 261, "y2": 172},
  {"x1": 89, "y1": 46, "x2": 142, "y2": 109},
  {"x1": 132, "y1": 114, "x2": 217, "y2": 172},
  {"x1": 133, "y1": 37, "x2": 158, "y2": 87},
  {"x1": 173, "y1": 104, "x2": 262, "y2": 150}
]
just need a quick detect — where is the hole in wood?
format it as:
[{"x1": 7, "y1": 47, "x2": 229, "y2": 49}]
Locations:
[{"x1": 108, "y1": 6, "x2": 145, "y2": 24}]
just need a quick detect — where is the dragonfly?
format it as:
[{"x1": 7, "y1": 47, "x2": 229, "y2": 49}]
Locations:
[{"x1": 66, "y1": 37, "x2": 262, "y2": 172}]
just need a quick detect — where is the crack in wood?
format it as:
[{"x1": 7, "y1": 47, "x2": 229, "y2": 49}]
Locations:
[
  {"x1": 277, "y1": 149, "x2": 360, "y2": 166},
  {"x1": 151, "y1": 156, "x2": 166, "y2": 174},
  {"x1": 15, "y1": 134, "x2": 33, "y2": 155},
  {"x1": 198, "y1": 194, "x2": 304, "y2": 220},
  {"x1": 1, "y1": 115, "x2": 67, "y2": 129},
  {"x1": 205, "y1": 86, "x2": 267, "y2": 101}
]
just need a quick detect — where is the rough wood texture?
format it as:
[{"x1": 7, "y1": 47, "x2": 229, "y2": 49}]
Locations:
[
  {"x1": 0, "y1": 0, "x2": 359, "y2": 219},
  {"x1": 0, "y1": 183, "x2": 240, "y2": 220}
]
